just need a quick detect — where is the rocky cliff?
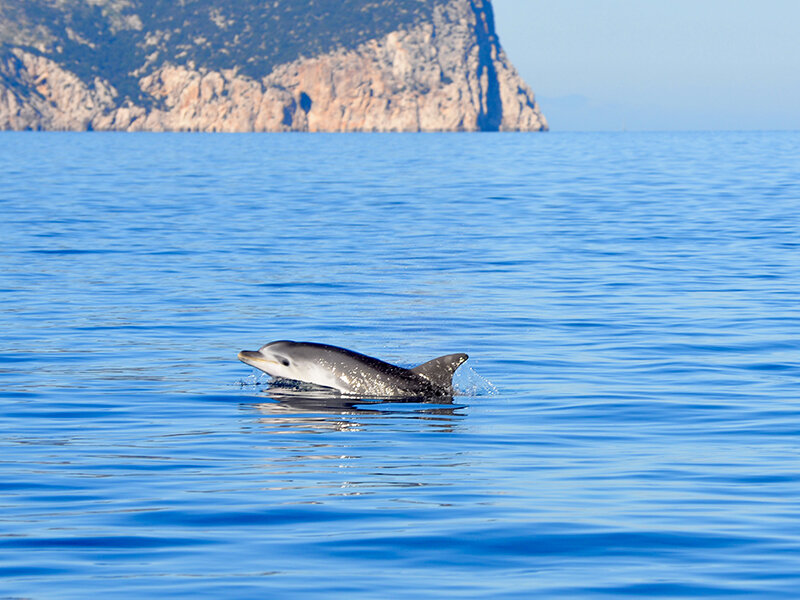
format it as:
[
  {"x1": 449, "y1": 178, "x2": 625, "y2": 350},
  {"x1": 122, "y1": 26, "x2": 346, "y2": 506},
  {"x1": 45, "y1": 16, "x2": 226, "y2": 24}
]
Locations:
[{"x1": 0, "y1": 0, "x2": 547, "y2": 132}]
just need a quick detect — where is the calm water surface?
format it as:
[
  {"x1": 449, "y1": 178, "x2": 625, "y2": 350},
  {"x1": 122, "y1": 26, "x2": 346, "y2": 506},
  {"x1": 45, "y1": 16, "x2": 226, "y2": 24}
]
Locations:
[{"x1": 1, "y1": 132, "x2": 800, "y2": 598}]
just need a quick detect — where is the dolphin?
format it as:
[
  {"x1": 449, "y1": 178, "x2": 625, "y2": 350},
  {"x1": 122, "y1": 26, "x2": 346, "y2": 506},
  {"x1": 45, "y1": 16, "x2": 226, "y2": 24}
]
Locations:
[{"x1": 238, "y1": 340, "x2": 468, "y2": 397}]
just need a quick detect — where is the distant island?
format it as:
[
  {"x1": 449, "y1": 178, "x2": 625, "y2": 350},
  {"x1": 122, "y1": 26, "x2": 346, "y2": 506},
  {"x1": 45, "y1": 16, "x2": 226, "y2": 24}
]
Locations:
[{"x1": 0, "y1": 0, "x2": 547, "y2": 132}]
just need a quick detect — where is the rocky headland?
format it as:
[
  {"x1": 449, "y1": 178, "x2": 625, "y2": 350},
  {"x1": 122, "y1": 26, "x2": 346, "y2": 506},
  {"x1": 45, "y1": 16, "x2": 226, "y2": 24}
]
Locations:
[{"x1": 0, "y1": 0, "x2": 547, "y2": 132}]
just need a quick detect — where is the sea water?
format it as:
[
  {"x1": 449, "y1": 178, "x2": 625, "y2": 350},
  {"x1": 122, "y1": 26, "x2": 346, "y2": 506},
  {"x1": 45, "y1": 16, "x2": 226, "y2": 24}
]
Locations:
[{"x1": 1, "y1": 131, "x2": 799, "y2": 598}]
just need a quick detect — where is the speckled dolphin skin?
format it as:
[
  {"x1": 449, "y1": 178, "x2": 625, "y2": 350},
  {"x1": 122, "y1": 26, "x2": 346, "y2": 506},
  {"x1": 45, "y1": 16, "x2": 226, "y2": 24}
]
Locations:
[{"x1": 238, "y1": 340, "x2": 468, "y2": 397}]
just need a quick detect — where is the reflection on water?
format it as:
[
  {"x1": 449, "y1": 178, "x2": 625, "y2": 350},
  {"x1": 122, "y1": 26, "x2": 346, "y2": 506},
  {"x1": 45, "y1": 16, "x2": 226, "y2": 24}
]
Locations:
[{"x1": 245, "y1": 384, "x2": 466, "y2": 433}]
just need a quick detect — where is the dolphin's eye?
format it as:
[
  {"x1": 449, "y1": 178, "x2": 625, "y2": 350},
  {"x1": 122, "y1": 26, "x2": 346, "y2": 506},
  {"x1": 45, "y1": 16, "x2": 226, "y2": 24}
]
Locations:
[{"x1": 280, "y1": 358, "x2": 290, "y2": 367}]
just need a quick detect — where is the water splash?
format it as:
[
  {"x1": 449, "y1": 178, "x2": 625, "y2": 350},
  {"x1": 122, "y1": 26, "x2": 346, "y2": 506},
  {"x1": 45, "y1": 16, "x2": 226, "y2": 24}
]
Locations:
[
  {"x1": 454, "y1": 365, "x2": 498, "y2": 396},
  {"x1": 237, "y1": 370, "x2": 272, "y2": 387}
]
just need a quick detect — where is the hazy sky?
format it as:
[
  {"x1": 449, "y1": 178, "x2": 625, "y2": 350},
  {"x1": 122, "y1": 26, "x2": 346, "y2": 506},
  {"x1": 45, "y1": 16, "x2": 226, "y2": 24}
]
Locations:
[{"x1": 491, "y1": 0, "x2": 800, "y2": 131}]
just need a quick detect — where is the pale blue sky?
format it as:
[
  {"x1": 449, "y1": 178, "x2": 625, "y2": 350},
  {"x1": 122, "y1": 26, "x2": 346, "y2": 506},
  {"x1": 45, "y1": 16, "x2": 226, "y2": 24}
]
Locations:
[{"x1": 492, "y1": 0, "x2": 800, "y2": 131}]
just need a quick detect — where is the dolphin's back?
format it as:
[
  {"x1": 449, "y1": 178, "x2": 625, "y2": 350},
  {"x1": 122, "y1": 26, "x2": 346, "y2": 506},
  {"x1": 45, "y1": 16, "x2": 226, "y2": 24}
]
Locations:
[
  {"x1": 294, "y1": 343, "x2": 467, "y2": 396},
  {"x1": 294, "y1": 342, "x2": 410, "y2": 376}
]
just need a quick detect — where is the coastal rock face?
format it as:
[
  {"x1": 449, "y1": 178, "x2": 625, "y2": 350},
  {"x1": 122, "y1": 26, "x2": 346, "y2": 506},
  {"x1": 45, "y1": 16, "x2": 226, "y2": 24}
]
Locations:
[{"x1": 0, "y1": 0, "x2": 547, "y2": 132}]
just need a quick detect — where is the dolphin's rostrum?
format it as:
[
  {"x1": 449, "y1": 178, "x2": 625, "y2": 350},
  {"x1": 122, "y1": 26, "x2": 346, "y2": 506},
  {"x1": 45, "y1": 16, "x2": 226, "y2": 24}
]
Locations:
[{"x1": 238, "y1": 340, "x2": 468, "y2": 397}]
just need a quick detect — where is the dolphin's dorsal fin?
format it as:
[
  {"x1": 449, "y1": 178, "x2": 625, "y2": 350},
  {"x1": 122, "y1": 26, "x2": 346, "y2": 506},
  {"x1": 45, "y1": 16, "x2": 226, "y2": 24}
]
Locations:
[{"x1": 411, "y1": 353, "x2": 469, "y2": 389}]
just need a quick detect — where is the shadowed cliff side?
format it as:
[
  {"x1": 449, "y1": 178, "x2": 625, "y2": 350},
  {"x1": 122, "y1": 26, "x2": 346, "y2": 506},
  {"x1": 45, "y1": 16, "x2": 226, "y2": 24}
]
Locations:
[{"x1": 0, "y1": 0, "x2": 547, "y2": 132}]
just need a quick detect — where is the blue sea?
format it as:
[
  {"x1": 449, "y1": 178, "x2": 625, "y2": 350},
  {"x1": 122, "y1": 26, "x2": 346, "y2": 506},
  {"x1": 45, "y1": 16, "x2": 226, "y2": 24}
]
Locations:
[{"x1": 1, "y1": 131, "x2": 799, "y2": 598}]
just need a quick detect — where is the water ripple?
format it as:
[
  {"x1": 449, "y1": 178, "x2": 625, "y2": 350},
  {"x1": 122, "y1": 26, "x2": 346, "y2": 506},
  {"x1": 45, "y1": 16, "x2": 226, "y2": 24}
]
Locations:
[{"x1": 2, "y1": 131, "x2": 800, "y2": 598}]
